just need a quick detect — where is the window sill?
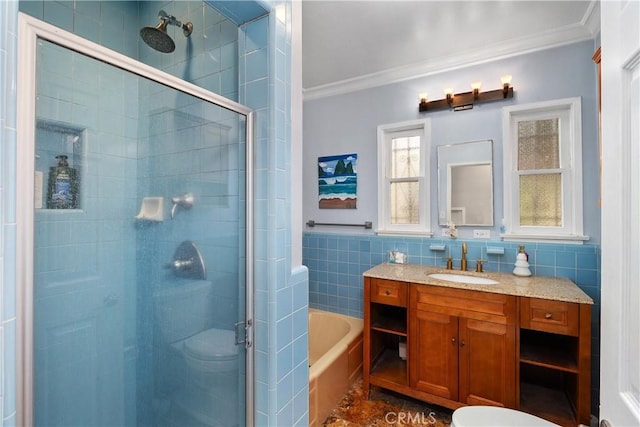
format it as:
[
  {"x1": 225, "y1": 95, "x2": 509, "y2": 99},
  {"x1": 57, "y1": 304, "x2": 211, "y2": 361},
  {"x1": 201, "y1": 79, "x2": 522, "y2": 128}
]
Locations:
[
  {"x1": 500, "y1": 233, "x2": 590, "y2": 244},
  {"x1": 375, "y1": 229, "x2": 434, "y2": 237}
]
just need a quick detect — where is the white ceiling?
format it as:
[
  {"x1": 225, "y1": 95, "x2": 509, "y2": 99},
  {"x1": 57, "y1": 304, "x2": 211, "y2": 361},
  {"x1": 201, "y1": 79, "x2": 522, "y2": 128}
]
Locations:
[{"x1": 302, "y1": 1, "x2": 599, "y2": 99}]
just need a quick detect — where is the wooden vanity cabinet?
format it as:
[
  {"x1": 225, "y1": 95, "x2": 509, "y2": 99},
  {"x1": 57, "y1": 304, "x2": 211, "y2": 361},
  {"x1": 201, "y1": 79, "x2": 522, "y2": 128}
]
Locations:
[
  {"x1": 363, "y1": 275, "x2": 592, "y2": 427},
  {"x1": 409, "y1": 284, "x2": 517, "y2": 408}
]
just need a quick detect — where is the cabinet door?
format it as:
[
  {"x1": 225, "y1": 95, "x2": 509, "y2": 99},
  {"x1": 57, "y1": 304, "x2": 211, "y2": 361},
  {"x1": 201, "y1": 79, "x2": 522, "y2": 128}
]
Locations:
[
  {"x1": 409, "y1": 309, "x2": 459, "y2": 400},
  {"x1": 458, "y1": 318, "x2": 516, "y2": 407}
]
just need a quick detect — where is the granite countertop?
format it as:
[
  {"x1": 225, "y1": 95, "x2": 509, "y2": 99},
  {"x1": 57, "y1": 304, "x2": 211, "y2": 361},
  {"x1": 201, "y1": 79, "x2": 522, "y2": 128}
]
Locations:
[{"x1": 363, "y1": 263, "x2": 593, "y2": 304}]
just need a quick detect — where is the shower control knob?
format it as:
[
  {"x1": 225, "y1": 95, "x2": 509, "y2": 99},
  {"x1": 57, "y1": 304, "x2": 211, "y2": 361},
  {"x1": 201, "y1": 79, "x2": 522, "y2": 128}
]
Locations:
[
  {"x1": 164, "y1": 259, "x2": 194, "y2": 271},
  {"x1": 165, "y1": 241, "x2": 206, "y2": 280}
]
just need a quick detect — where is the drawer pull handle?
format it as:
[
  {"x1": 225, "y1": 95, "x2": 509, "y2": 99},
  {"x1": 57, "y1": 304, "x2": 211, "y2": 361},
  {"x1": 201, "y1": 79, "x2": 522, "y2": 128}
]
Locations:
[
  {"x1": 544, "y1": 313, "x2": 553, "y2": 319},
  {"x1": 385, "y1": 290, "x2": 391, "y2": 296}
]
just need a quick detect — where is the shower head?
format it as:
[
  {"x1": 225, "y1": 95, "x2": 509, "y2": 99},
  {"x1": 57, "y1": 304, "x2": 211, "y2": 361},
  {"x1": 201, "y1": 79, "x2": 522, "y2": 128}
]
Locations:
[
  {"x1": 140, "y1": 10, "x2": 193, "y2": 53},
  {"x1": 140, "y1": 20, "x2": 174, "y2": 53}
]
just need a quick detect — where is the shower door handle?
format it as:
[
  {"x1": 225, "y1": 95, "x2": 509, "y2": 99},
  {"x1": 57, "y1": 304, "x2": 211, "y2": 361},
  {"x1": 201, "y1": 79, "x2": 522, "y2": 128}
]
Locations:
[{"x1": 235, "y1": 319, "x2": 253, "y2": 348}]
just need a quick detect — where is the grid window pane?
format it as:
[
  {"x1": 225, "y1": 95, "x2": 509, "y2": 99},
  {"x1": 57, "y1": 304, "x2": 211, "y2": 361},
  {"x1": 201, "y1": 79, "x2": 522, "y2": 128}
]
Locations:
[
  {"x1": 391, "y1": 136, "x2": 420, "y2": 178},
  {"x1": 390, "y1": 181, "x2": 419, "y2": 224},
  {"x1": 518, "y1": 119, "x2": 560, "y2": 170},
  {"x1": 519, "y1": 173, "x2": 562, "y2": 226}
]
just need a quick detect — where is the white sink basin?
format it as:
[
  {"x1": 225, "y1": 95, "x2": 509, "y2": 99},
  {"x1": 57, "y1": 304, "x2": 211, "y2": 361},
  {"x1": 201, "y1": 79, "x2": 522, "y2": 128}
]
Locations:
[{"x1": 428, "y1": 273, "x2": 499, "y2": 285}]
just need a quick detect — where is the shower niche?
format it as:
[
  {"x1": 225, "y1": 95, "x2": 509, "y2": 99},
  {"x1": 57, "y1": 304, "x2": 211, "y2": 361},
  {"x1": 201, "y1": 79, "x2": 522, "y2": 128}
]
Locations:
[{"x1": 35, "y1": 120, "x2": 84, "y2": 211}]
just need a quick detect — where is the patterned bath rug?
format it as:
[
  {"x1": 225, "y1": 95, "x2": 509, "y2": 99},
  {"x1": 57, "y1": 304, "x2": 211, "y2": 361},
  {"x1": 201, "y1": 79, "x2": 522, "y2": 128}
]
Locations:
[{"x1": 323, "y1": 378, "x2": 452, "y2": 427}]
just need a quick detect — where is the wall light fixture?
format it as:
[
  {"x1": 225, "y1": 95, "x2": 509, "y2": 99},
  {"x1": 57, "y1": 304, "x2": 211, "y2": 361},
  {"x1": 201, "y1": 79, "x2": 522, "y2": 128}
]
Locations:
[{"x1": 419, "y1": 75, "x2": 513, "y2": 112}]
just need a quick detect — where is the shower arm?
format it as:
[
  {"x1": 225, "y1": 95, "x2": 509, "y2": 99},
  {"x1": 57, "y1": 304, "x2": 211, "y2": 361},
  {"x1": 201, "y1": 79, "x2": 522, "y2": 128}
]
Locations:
[{"x1": 158, "y1": 10, "x2": 193, "y2": 37}]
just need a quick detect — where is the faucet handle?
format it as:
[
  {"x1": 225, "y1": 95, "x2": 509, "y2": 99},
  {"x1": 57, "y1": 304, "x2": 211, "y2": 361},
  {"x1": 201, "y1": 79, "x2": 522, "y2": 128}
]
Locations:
[
  {"x1": 445, "y1": 256, "x2": 453, "y2": 270},
  {"x1": 475, "y1": 259, "x2": 486, "y2": 273}
]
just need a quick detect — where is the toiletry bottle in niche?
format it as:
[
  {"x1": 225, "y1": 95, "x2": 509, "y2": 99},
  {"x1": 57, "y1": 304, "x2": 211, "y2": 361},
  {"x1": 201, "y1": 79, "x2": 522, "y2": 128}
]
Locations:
[{"x1": 47, "y1": 155, "x2": 78, "y2": 209}]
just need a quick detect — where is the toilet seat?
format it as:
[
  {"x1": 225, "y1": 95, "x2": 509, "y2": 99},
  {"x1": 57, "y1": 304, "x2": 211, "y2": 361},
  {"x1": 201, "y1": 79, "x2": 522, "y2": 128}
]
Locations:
[
  {"x1": 451, "y1": 406, "x2": 559, "y2": 427},
  {"x1": 184, "y1": 328, "x2": 238, "y2": 361}
]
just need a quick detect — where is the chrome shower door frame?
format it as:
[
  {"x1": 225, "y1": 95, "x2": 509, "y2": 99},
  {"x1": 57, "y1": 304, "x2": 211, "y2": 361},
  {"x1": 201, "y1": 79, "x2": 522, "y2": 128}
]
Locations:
[{"x1": 15, "y1": 12, "x2": 255, "y2": 427}]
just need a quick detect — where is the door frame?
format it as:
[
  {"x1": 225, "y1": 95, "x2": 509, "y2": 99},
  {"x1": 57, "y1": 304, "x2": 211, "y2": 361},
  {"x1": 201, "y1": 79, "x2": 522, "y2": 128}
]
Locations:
[
  {"x1": 600, "y1": 0, "x2": 640, "y2": 425},
  {"x1": 15, "y1": 12, "x2": 255, "y2": 427}
]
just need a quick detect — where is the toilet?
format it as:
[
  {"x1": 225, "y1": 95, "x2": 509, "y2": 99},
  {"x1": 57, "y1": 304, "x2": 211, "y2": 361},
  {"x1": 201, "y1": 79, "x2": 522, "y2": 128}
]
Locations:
[
  {"x1": 171, "y1": 327, "x2": 240, "y2": 426},
  {"x1": 180, "y1": 327, "x2": 239, "y2": 387},
  {"x1": 451, "y1": 406, "x2": 559, "y2": 427},
  {"x1": 152, "y1": 280, "x2": 241, "y2": 426}
]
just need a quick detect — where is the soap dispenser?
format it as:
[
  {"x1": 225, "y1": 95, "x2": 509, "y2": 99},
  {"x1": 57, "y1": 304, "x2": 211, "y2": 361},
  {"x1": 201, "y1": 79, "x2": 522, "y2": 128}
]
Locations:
[
  {"x1": 513, "y1": 245, "x2": 532, "y2": 276},
  {"x1": 46, "y1": 155, "x2": 79, "y2": 209}
]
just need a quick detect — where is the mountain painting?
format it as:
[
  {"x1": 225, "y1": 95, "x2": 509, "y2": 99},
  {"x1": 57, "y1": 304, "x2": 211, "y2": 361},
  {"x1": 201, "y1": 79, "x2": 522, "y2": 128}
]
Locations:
[{"x1": 318, "y1": 153, "x2": 357, "y2": 209}]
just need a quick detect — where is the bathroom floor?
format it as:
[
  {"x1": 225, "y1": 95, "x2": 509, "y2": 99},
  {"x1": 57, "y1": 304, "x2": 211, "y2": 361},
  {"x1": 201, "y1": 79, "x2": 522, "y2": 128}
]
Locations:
[{"x1": 323, "y1": 378, "x2": 453, "y2": 426}]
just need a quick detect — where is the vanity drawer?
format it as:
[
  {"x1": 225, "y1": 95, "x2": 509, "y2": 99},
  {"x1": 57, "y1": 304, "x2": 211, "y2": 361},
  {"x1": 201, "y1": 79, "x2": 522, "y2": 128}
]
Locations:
[
  {"x1": 370, "y1": 279, "x2": 407, "y2": 307},
  {"x1": 520, "y1": 297, "x2": 579, "y2": 336},
  {"x1": 411, "y1": 284, "x2": 516, "y2": 325}
]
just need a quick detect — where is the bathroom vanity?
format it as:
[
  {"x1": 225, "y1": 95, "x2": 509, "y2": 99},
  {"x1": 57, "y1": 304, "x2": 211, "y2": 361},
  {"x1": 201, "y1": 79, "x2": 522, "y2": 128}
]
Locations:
[{"x1": 362, "y1": 263, "x2": 593, "y2": 427}]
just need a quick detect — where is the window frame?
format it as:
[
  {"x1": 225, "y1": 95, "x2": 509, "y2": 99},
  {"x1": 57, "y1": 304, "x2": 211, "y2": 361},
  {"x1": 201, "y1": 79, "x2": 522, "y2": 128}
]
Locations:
[
  {"x1": 377, "y1": 119, "x2": 432, "y2": 235},
  {"x1": 502, "y1": 97, "x2": 588, "y2": 243}
]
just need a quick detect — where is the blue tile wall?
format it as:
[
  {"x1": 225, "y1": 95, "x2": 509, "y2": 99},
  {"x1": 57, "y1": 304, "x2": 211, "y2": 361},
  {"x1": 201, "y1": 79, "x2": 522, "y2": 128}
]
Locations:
[
  {"x1": 303, "y1": 231, "x2": 601, "y2": 414},
  {"x1": 205, "y1": 0, "x2": 268, "y2": 25},
  {"x1": 240, "y1": 2, "x2": 306, "y2": 425},
  {"x1": 20, "y1": 0, "x2": 140, "y2": 59}
]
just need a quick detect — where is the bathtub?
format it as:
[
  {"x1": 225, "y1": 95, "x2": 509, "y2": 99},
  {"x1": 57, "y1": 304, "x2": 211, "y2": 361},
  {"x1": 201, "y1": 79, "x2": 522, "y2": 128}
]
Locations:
[{"x1": 308, "y1": 308, "x2": 363, "y2": 427}]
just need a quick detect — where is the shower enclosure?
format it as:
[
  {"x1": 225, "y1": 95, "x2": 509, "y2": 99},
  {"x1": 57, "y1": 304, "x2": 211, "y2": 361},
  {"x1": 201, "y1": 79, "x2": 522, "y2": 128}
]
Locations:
[{"x1": 16, "y1": 14, "x2": 254, "y2": 427}]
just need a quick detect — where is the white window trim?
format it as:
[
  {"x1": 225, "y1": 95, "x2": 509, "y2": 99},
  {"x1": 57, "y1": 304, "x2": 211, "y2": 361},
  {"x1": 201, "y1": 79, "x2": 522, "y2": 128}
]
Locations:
[
  {"x1": 502, "y1": 97, "x2": 589, "y2": 243},
  {"x1": 377, "y1": 119, "x2": 432, "y2": 236}
]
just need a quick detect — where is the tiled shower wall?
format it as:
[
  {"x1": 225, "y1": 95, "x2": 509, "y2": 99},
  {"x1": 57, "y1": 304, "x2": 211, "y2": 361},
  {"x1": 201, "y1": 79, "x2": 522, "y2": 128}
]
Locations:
[
  {"x1": 240, "y1": 7, "x2": 309, "y2": 425},
  {"x1": 302, "y1": 231, "x2": 601, "y2": 415}
]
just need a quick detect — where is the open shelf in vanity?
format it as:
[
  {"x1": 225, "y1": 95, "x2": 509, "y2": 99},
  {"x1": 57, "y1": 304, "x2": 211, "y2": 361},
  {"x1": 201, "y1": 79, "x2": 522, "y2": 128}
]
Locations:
[{"x1": 366, "y1": 279, "x2": 409, "y2": 391}]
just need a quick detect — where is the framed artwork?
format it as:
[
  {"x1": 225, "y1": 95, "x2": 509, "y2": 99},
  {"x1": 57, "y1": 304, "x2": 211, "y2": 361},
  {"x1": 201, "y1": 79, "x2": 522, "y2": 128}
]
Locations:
[{"x1": 318, "y1": 153, "x2": 357, "y2": 209}]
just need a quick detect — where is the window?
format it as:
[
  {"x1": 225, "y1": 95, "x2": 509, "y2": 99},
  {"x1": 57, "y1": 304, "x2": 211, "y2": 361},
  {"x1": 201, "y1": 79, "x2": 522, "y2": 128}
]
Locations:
[
  {"x1": 502, "y1": 98, "x2": 587, "y2": 242},
  {"x1": 377, "y1": 119, "x2": 431, "y2": 234}
]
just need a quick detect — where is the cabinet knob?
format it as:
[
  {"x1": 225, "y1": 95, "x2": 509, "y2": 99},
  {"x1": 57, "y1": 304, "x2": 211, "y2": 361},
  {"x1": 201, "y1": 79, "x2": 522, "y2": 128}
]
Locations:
[
  {"x1": 460, "y1": 340, "x2": 466, "y2": 347},
  {"x1": 544, "y1": 312, "x2": 553, "y2": 319},
  {"x1": 385, "y1": 290, "x2": 390, "y2": 296},
  {"x1": 451, "y1": 337, "x2": 456, "y2": 344}
]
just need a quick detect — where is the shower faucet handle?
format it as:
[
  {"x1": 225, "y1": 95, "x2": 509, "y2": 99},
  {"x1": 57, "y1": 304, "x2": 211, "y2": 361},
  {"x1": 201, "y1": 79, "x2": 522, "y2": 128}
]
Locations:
[
  {"x1": 164, "y1": 241, "x2": 206, "y2": 280},
  {"x1": 164, "y1": 259, "x2": 194, "y2": 271}
]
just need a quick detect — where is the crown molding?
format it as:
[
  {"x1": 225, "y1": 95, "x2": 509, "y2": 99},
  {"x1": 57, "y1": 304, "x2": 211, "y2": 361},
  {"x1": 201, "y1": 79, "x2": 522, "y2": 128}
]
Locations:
[
  {"x1": 304, "y1": 20, "x2": 597, "y2": 102},
  {"x1": 582, "y1": 0, "x2": 601, "y2": 37}
]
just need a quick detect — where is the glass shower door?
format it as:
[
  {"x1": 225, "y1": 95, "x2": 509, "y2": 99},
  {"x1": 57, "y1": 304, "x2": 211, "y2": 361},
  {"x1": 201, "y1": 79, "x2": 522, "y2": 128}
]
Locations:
[{"x1": 32, "y1": 37, "x2": 249, "y2": 427}]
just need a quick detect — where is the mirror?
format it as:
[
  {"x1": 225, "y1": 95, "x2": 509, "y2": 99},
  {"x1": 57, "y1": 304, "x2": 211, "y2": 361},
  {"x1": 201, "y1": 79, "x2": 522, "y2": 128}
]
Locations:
[{"x1": 437, "y1": 140, "x2": 493, "y2": 226}]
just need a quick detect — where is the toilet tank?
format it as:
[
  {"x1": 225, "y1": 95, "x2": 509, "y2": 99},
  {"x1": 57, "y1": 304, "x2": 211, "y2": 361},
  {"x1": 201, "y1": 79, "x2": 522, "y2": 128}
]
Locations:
[{"x1": 153, "y1": 280, "x2": 215, "y2": 344}]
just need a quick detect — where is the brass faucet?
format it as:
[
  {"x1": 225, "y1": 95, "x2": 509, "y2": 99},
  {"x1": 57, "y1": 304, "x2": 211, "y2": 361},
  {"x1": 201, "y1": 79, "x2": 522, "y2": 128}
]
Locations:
[{"x1": 461, "y1": 242, "x2": 468, "y2": 271}]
